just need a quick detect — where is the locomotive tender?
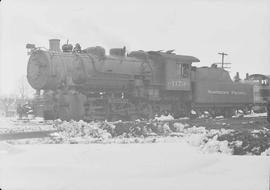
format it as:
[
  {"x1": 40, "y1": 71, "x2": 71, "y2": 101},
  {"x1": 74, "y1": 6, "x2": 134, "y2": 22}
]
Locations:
[{"x1": 26, "y1": 39, "x2": 269, "y2": 121}]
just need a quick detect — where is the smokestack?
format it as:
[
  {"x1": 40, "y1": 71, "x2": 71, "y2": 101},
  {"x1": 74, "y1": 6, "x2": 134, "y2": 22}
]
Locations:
[{"x1": 49, "y1": 39, "x2": 61, "y2": 52}]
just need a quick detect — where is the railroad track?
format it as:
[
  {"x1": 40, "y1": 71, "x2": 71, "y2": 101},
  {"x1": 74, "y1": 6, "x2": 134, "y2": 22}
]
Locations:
[{"x1": 0, "y1": 130, "x2": 57, "y2": 141}]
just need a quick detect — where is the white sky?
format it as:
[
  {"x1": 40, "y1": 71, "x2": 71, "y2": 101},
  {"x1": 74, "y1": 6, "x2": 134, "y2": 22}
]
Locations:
[{"x1": 0, "y1": 0, "x2": 270, "y2": 95}]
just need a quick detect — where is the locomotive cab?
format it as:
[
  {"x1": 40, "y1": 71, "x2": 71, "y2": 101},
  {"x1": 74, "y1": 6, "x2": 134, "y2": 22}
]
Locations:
[
  {"x1": 163, "y1": 53, "x2": 200, "y2": 91},
  {"x1": 146, "y1": 52, "x2": 200, "y2": 91}
]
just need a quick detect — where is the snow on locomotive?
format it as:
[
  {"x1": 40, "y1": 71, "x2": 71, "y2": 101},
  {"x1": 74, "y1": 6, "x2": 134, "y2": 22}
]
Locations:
[{"x1": 26, "y1": 39, "x2": 269, "y2": 121}]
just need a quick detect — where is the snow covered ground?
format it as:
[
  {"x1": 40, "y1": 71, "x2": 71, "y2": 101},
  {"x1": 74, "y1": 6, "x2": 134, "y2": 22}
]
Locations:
[
  {"x1": 0, "y1": 142, "x2": 269, "y2": 190},
  {"x1": 0, "y1": 116, "x2": 270, "y2": 190}
]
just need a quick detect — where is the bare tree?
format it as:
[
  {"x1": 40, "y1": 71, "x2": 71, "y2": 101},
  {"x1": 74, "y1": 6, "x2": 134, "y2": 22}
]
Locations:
[{"x1": 17, "y1": 75, "x2": 34, "y2": 99}]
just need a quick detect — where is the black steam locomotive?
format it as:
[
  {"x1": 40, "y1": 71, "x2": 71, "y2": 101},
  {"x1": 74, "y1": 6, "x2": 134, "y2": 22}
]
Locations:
[{"x1": 26, "y1": 39, "x2": 270, "y2": 121}]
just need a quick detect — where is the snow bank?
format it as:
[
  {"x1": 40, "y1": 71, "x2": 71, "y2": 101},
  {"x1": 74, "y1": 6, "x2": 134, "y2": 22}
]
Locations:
[
  {"x1": 2, "y1": 118, "x2": 269, "y2": 156},
  {"x1": 244, "y1": 112, "x2": 267, "y2": 118},
  {"x1": 180, "y1": 125, "x2": 233, "y2": 154},
  {"x1": 154, "y1": 114, "x2": 174, "y2": 121},
  {"x1": 261, "y1": 148, "x2": 270, "y2": 156},
  {"x1": 201, "y1": 136, "x2": 232, "y2": 154},
  {"x1": 38, "y1": 121, "x2": 235, "y2": 155},
  {"x1": 51, "y1": 120, "x2": 112, "y2": 143}
]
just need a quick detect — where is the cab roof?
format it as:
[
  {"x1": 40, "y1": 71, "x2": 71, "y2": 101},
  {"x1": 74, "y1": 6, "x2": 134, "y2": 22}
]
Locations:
[{"x1": 148, "y1": 51, "x2": 200, "y2": 63}]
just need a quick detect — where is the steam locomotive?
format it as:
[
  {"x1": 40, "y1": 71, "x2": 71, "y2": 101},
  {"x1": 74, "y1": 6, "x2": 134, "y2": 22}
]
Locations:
[{"x1": 26, "y1": 39, "x2": 270, "y2": 121}]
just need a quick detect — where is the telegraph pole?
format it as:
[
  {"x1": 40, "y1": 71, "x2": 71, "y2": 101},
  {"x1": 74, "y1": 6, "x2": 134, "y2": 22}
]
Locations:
[
  {"x1": 218, "y1": 52, "x2": 227, "y2": 68},
  {"x1": 214, "y1": 52, "x2": 231, "y2": 69}
]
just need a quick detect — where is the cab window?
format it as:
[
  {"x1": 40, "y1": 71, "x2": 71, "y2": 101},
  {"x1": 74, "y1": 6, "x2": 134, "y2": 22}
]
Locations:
[
  {"x1": 176, "y1": 63, "x2": 189, "y2": 78},
  {"x1": 261, "y1": 79, "x2": 269, "y2": 86},
  {"x1": 182, "y1": 64, "x2": 189, "y2": 78}
]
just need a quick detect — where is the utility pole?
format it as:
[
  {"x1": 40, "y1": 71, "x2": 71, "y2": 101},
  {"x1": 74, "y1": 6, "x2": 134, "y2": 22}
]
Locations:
[
  {"x1": 214, "y1": 52, "x2": 231, "y2": 69},
  {"x1": 218, "y1": 52, "x2": 227, "y2": 68}
]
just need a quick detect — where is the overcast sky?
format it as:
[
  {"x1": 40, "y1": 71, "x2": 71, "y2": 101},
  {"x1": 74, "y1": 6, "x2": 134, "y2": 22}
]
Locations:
[{"x1": 0, "y1": 0, "x2": 270, "y2": 95}]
